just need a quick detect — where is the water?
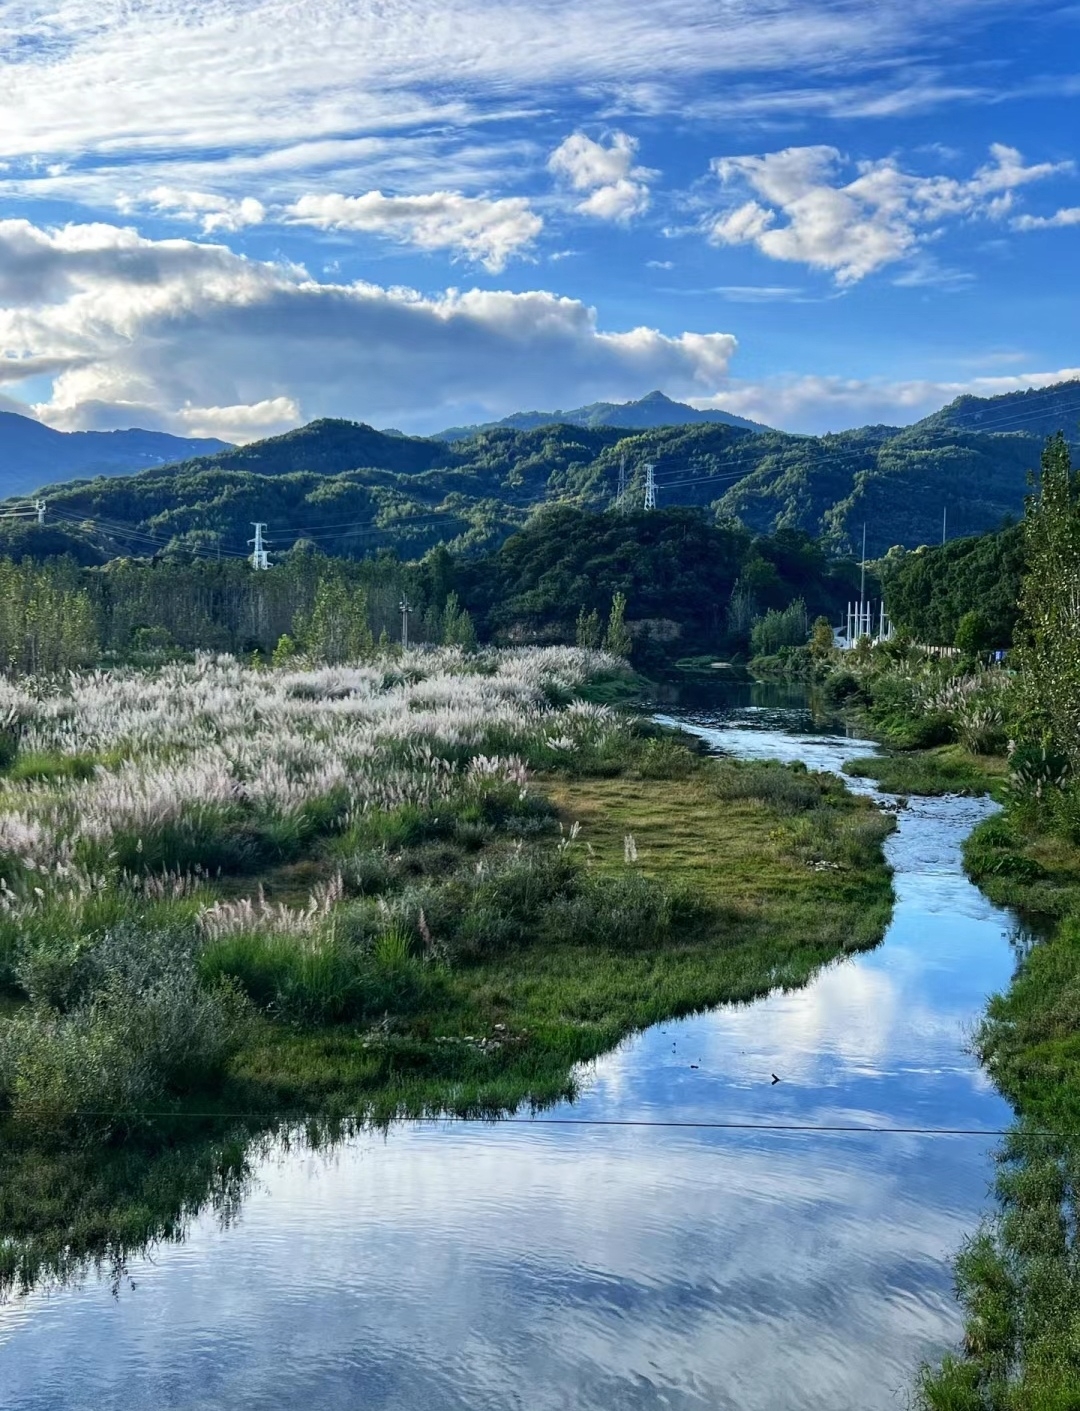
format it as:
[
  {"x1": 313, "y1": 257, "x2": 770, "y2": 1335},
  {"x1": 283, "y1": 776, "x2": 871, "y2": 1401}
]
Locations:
[{"x1": 0, "y1": 686, "x2": 1017, "y2": 1410}]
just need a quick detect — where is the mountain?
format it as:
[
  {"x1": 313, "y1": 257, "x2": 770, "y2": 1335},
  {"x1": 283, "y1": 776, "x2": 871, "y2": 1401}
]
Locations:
[
  {"x1": 433, "y1": 390, "x2": 771, "y2": 440},
  {"x1": 0, "y1": 410, "x2": 231, "y2": 499},
  {"x1": 913, "y1": 379, "x2": 1080, "y2": 441},
  {"x1": 7, "y1": 378, "x2": 1080, "y2": 566}
]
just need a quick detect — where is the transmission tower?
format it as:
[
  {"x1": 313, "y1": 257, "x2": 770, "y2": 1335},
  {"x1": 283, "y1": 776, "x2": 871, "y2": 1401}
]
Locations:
[
  {"x1": 249, "y1": 522, "x2": 270, "y2": 571},
  {"x1": 616, "y1": 454, "x2": 627, "y2": 510},
  {"x1": 643, "y1": 464, "x2": 656, "y2": 511},
  {"x1": 400, "y1": 596, "x2": 412, "y2": 650}
]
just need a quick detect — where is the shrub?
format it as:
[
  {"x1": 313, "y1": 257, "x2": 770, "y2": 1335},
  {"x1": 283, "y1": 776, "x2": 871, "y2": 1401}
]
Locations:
[
  {"x1": 544, "y1": 870, "x2": 693, "y2": 949},
  {"x1": 0, "y1": 925, "x2": 251, "y2": 1137}
]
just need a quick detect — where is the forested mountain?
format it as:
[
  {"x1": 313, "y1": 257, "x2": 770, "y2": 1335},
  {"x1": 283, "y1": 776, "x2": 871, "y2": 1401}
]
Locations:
[
  {"x1": 912, "y1": 379, "x2": 1080, "y2": 441},
  {"x1": 0, "y1": 409, "x2": 230, "y2": 498},
  {"x1": 435, "y1": 390, "x2": 770, "y2": 440},
  {"x1": 6, "y1": 380, "x2": 1080, "y2": 565}
]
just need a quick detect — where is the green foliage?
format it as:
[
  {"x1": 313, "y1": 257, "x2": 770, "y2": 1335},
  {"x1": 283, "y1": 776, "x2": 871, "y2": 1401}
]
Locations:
[
  {"x1": 0, "y1": 558, "x2": 97, "y2": 675},
  {"x1": 883, "y1": 526, "x2": 1025, "y2": 648},
  {"x1": 271, "y1": 632, "x2": 298, "y2": 666},
  {"x1": 575, "y1": 606, "x2": 602, "y2": 649},
  {"x1": 750, "y1": 598, "x2": 809, "y2": 656},
  {"x1": 440, "y1": 591, "x2": 476, "y2": 649},
  {"x1": 954, "y1": 610, "x2": 993, "y2": 654},
  {"x1": 0, "y1": 925, "x2": 251, "y2": 1138},
  {"x1": 603, "y1": 591, "x2": 632, "y2": 658},
  {"x1": 810, "y1": 616, "x2": 835, "y2": 658},
  {"x1": 295, "y1": 573, "x2": 374, "y2": 663},
  {"x1": 1019, "y1": 434, "x2": 1080, "y2": 770}
]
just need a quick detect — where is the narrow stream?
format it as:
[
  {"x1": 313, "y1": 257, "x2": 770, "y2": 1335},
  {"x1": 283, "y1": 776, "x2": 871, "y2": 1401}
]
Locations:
[{"x1": 0, "y1": 686, "x2": 1019, "y2": 1410}]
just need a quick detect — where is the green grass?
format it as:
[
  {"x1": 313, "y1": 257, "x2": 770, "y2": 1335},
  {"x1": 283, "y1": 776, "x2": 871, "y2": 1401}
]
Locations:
[
  {"x1": 226, "y1": 762, "x2": 893, "y2": 1119},
  {"x1": 844, "y1": 744, "x2": 1007, "y2": 797},
  {"x1": 917, "y1": 795, "x2": 1080, "y2": 1409},
  {"x1": 0, "y1": 746, "x2": 895, "y2": 1295}
]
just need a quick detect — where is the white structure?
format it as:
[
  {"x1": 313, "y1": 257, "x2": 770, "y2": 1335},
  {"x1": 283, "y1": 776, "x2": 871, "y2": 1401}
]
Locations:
[
  {"x1": 643, "y1": 464, "x2": 656, "y2": 510},
  {"x1": 839, "y1": 599, "x2": 893, "y2": 649},
  {"x1": 249, "y1": 522, "x2": 270, "y2": 570}
]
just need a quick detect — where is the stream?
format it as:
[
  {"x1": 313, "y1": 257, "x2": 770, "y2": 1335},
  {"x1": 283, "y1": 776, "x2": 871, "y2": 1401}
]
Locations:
[{"x1": 0, "y1": 684, "x2": 1020, "y2": 1410}]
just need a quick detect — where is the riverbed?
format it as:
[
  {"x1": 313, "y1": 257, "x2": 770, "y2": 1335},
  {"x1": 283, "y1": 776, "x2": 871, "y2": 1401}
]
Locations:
[{"x1": 0, "y1": 685, "x2": 1018, "y2": 1410}]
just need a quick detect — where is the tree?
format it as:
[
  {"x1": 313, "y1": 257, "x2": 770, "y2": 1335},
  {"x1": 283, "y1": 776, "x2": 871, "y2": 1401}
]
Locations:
[
  {"x1": 809, "y1": 616, "x2": 834, "y2": 658},
  {"x1": 954, "y1": 610, "x2": 991, "y2": 656},
  {"x1": 1019, "y1": 433, "x2": 1080, "y2": 768},
  {"x1": 750, "y1": 599, "x2": 809, "y2": 657},
  {"x1": 603, "y1": 591, "x2": 632, "y2": 657},
  {"x1": 271, "y1": 633, "x2": 298, "y2": 666},
  {"x1": 297, "y1": 576, "x2": 374, "y2": 663},
  {"x1": 575, "y1": 606, "x2": 602, "y2": 648},
  {"x1": 441, "y1": 592, "x2": 477, "y2": 650}
]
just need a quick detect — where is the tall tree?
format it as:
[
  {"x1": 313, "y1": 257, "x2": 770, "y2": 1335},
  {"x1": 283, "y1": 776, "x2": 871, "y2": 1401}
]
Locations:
[{"x1": 1019, "y1": 434, "x2": 1080, "y2": 767}]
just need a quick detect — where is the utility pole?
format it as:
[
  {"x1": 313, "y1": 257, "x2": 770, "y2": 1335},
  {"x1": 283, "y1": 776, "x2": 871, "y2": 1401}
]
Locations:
[
  {"x1": 644, "y1": 464, "x2": 656, "y2": 511},
  {"x1": 856, "y1": 523, "x2": 867, "y2": 641},
  {"x1": 400, "y1": 596, "x2": 412, "y2": 650},
  {"x1": 34, "y1": 499, "x2": 45, "y2": 525},
  {"x1": 616, "y1": 454, "x2": 627, "y2": 510},
  {"x1": 249, "y1": 522, "x2": 270, "y2": 570},
  {"x1": 942, "y1": 506, "x2": 947, "y2": 547}
]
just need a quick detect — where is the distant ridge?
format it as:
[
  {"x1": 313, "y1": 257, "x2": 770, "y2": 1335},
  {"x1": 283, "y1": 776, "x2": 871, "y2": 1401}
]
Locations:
[
  {"x1": 914, "y1": 378, "x2": 1080, "y2": 441},
  {"x1": 432, "y1": 390, "x2": 771, "y2": 441},
  {"x1": 0, "y1": 409, "x2": 232, "y2": 499}
]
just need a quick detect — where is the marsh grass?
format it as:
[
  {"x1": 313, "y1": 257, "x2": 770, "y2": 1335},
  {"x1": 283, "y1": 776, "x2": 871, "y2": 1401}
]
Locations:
[
  {"x1": 844, "y1": 745, "x2": 1007, "y2": 798},
  {"x1": 0, "y1": 648, "x2": 898, "y2": 1300}
]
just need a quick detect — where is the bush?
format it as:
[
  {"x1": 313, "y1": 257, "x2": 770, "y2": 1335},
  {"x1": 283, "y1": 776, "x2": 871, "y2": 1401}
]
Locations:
[
  {"x1": 0, "y1": 925, "x2": 251, "y2": 1137},
  {"x1": 545, "y1": 870, "x2": 694, "y2": 949}
]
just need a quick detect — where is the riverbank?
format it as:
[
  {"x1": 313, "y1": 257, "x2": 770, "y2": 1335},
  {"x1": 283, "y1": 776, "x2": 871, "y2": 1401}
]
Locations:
[{"x1": 809, "y1": 652, "x2": 1080, "y2": 1407}]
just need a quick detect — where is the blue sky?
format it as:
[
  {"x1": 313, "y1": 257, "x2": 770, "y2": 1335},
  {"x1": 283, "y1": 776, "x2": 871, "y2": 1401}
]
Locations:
[{"x1": 0, "y1": 0, "x2": 1077, "y2": 442}]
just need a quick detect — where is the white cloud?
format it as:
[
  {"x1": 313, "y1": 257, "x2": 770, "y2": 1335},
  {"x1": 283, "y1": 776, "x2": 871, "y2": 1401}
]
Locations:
[
  {"x1": 693, "y1": 367, "x2": 1080, "y2": 434},
  {"x1": 132, "y1": 188, "x2": 267, "y2": 234},
  {"x1": 1014, "y1": 206, "x2": 1080, "y2": 230},
  {"x1": 549, "y1": 131, "x2": 655, "y2": 222},
  {"x1": 0, "y1": 218, "x2": 736, "y2": 439},
  {"x1": 709, "y1": 143, "x2": 1073, "y2": 284},
  {"x1": 288, "y1": 191, "x2": 542, "y2": 271},
  {"x1": 0, "y1": 2, "x2": 1032, "y2": 170}
]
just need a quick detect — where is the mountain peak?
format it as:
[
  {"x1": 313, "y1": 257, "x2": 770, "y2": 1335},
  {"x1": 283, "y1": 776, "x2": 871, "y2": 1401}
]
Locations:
[{"x1": 434, "y1": 392, "x2": 770, "y2": 441}]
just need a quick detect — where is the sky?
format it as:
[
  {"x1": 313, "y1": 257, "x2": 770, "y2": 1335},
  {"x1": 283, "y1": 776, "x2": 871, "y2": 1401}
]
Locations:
[{"x1": 0, "y1": 0, "x2": 1078, "y2": 443}]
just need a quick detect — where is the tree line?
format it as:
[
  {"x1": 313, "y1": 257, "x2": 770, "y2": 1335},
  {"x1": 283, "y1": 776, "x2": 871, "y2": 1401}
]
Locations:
[{"x1": 0, "y1": 508, "x2": 867, "y2": 675}]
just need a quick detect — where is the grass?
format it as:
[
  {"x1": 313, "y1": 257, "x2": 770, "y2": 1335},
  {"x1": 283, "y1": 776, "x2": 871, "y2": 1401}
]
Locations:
[
  {"x1": 915, "y1": 783, "x2": 1080, "y2": 1408},
  {"x1": 226, "y1": 759, "x2": 894, "y2": 1120},
  {"x1": 844, "y1": 744, "x2": 1007, "y2": 797},
  {"x1": 0, "y1": 725, "x2": 895, "y2": 1296}
]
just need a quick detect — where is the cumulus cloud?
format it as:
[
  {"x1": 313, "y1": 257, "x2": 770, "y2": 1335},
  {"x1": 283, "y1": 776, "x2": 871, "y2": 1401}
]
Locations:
[
  {"x1": 709, "y1": 143, "x2": 1072, "y2": 284},
  {"x1": 288, "y1": 191, "x2": 542, "y2": 270},
  {"x1": 549, "y1": 132, "x2": 655, "y2": 222},
  {"x1": 0, "y1": 218, "x2": 736, "y2": 439},
  {"x1": 131, "y1": 188, "x2": 267, "y2": 234}
]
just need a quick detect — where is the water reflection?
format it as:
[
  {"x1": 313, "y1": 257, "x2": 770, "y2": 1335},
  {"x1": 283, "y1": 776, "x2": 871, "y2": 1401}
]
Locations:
[{"x1": 0, "y1": 693, "x2": 1018, "y2": 1411}]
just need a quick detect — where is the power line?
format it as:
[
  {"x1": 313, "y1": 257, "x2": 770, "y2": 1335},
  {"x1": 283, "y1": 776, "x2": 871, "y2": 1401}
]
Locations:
[{"x1": 4, "y1": 1108, "x2": 1042, "y2": 1136}]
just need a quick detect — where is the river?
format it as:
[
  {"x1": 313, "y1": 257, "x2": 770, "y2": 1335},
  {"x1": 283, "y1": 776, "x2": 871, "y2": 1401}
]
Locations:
[{"x1": 0, "y1": 684, "x2": 1018, "y2": 1410}]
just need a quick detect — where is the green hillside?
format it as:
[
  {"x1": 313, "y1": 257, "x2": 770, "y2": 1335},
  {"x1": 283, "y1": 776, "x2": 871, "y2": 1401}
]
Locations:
[{"x1": 6, "y1": 380, "x2": 1079, "y2": 565}]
